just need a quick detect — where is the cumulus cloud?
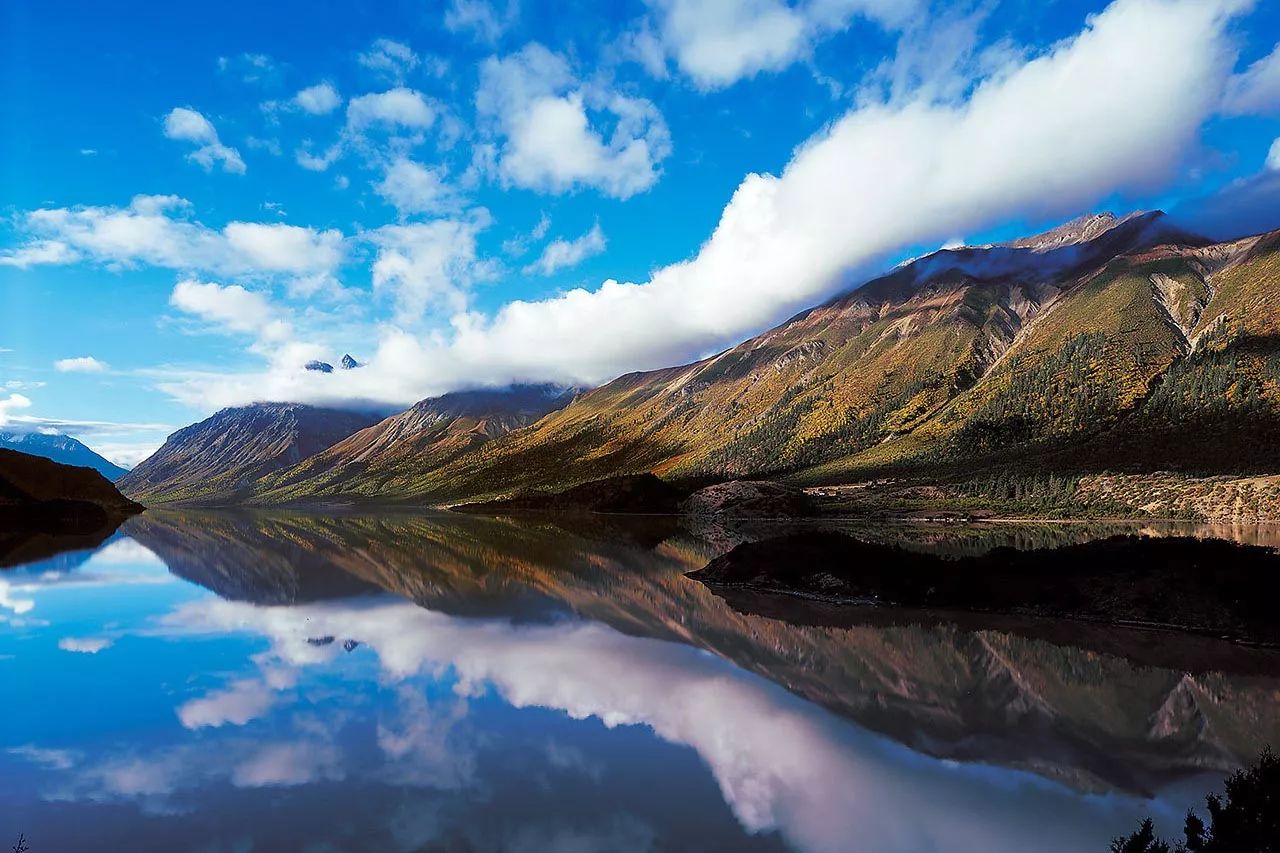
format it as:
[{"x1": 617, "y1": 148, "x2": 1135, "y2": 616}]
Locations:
[
  {"x1": 170, "y1": 279, "x2": 290, "y2": 341},
  {"x1": 178, "y1": 678, "x2": 279, "y2": 729},
  {"x1": 296, "y1": 87, "x2": 439, "y2": 172},
  {"x1": 165, "y1": 0, "x2": 1251, "y2": 411},
  {"x1": 1222, "y1": 42, "x2": 1280, "y2": 116},
  {"x1": 523, "y1": 223, "x2": 606, "y2": 275},
  {"x1": 293, "y1": 82, "x2": 342, "y2": 115},
  {"x1": 375, "y1": 158, "x2": 458, "y2": 216},
  {"x1": 0, "y1": 195, "x2": 344, "y2": 289},
  {"x1": 369, "y1": 217, "x2": 492, "y2": 322},
  {"x1": 476, "y1": 44, "x2": 671, "y2": 198},
  {"x1": 54, "y1": 356, "x2": 109, "y2": 373},
  {"x1": 0, "y1": 393, "x2": 32, "y2": 427},
  {"x1": 646, "y1": 0, "x2": 919, "y2": 89},
  {"x1": 444, "y1": 0, "x2": 519, "y2": 44},
  {"x1": 162, "y1": 107, "x2": 246, "y2": 174},
  {"x1": 58, "y1": 636, "x2": 113, "y2": 654}
]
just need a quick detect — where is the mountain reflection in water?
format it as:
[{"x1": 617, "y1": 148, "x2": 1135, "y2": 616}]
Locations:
[{"x1": 1, "y1": 510, "x2": 1277, "y2": 852}]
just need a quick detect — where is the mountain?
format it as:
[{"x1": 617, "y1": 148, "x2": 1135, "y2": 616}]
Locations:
[
  {"x1": 145, "y1": 210, "x2": 1280, "y2": 513},
  {"x1": 255, "y1": 210, "x2": 1273, "y2": 505},
  {"x1": 0, "y1": 431, "x2": 129, "y2": 480},
  {"x1": 251, "y1": 384, "x2": 578, "y2": 503},
  {"x1": 117, "y1": 403, "x2": 382, "y2": 505},
  {"x1": 0, "y1": 448, "x2": 143, "y2": 568}
]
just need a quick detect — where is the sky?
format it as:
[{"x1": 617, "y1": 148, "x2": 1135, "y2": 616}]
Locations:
[{"x1": 1, "y1": 0, "x2": 1279, "y2": 467}]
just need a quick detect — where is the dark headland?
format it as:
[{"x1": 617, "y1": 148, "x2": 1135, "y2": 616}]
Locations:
[{"x1": 0, "y1": 447, "x2": 144, "y2": 567}]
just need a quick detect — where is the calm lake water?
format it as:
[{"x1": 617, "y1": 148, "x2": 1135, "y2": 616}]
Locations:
[{"x1": 2, "y1": 511, "x2": 1278, "y2": 852}]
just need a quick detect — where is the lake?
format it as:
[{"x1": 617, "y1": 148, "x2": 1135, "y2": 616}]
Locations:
[{"x1": 2, "y1": 511, "x2": 1278, "y2": 852}]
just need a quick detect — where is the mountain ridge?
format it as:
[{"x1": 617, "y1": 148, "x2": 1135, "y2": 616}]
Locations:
[
  {"x1": 127, "y1": 210, "x2": 1280, "y2": 514},
  {"x1": 0, "y1": 430, "x2": 129, "y2": 481}
]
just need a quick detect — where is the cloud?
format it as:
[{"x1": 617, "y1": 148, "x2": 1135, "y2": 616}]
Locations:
[
  {"x1": 346, "y1": 88, "x2": 436, "y2": 130},
  {"x1": 0, "y1": 240, "x2": 78, "y2": 269},
  {"x1": 1222, "y1": 42, "x2": 1280, "y2": 116},
  {"x1": 0, "y1": 195, "x2": 344, "y2": 287},
  {"x1": 358, "y1": 38, "x2": 421, "y2": 81},
  {"x1": 646, "y1": 0, "x2": 919, "y2": 90},
  {"x1": 8, "y1": 745, "x2": 80, "y2": 771},
  {"x1": 178, "y1": 679, "x2": 279, "y2": 729},
  {"x1": 369, "y1": 217, "x2": 492, "y2": 322},
  {"x1": 375, "y1": 158, "x2": 458, "y2": 216},
  {"x1": 0, "y1": 393, "x2": 32, "y2": 427},
  {"x1": 476, "y1": 44, "x2": 671, "y2": 198},
  {"x1": 523, "y1": 223, "x2": 606, "y2": 275},
  {"x1": 170, "y1": 279, "x2": 290, "y2": 340},
  {"x1": 247, "y1": 0, "x2": 1240, "y2": 401},
  {"x1": 162, "y1": 107, "x2": 246, "y2": 174},
  {"x1": 444, "y1": 0, "x2": 519, "y2": 44},
  {"x1": 58, "y1": 636, "x2": 113, "y2": 654},
  {"x1": 296, "y1": 87, "x2": 439, "y2": 172},
  {"x1": 54, "y1": 356, "x2": 109, "y2": 373},
  {"x1": 1270, "y1": 137, "x2": 1280, "y2": 171},
  {"x1": 293, "y1": 82, "x2": 342, "y2": 115}
]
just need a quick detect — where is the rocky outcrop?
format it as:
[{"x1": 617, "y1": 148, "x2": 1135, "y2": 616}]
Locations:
[{"x1": 680, "y1": 480, "x2": 813, "y2": 517}]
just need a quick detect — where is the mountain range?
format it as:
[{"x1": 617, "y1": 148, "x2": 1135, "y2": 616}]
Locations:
[
  {"x1": 0, "y1": 430, "x2": 129, "y2": 481},
  {"x1": 117, "y1": 211, "x2": 1280, "y2": 513}
]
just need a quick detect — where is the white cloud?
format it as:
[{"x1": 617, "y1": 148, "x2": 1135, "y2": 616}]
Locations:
[
  {"x1": 162, "y1": 107, "x2": 246, "y2": 174},
  {"x1": 54, "y1": 356, "x2": 109, "y2": 373},
  {"x1": 369, "y1": 217, "x2": 491, "y2": 322},
  {"x1": 0, "y1": 240, "x2": 78, "y2": 268},
  {"x1": 523, "y1": 223, "x2": 606, "y2": 275},
  {"x1": 296, "y1": 87, "x2": 440, "y2": 172},
  {"x1": 375, "y1": 158, "x2": 458, "y2": 216},
  {"x1": 477, "y1": 44, "x2": 671, "y2": 198},
  {"x1": 444, "y1": 0, "x2": 519, "y2": 44},
  {"x1": 1269, "y1": 137, "x2": 1280, "y2": 171},
  {"x1": 646, "y1": 0, "x2": 919, "y2": 90},
  {"x1": 58, "y1": 636, "x2": 113, "y2": 654},
  {"x1": 293, "y1": 82, "x2": 342, "y2": 115},
  {"x1": 346, "y1": 87, "x2": 436, "y2": 130},
  {"x1": 1222, "y1": 42, "x2": 1280, "y2": 116},
  {"x1": 0, "y1": 393, "x2": 32, "y2": 427},
  {"x1": 178, "y1": 678, "x2": 279, "y2": 729},
  {"x1": 358, "y1": 38, "x2": 420, "y2": 81},
  {"x1": 170, "y1": 279, "x2": 286, "y2": 339},
  {"x1": 0, "y1": 195, "x2": 344, "y2": 286},
  {"x1": 155, "y1": 0, "x2": 1252, "y2": 412}
]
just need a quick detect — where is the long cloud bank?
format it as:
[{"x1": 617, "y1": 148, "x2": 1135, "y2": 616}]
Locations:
[
  {"x1": 173, "y1": 0, "x2": 1253, "y2": 411},
  {"x1": 2, "y1": 0, "x2": 1260, "y2": 413}
]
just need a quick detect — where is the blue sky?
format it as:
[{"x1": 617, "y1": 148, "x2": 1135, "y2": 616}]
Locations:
[{"x1": 1, "y1": 0, "x2": 1278, "y2": 466}]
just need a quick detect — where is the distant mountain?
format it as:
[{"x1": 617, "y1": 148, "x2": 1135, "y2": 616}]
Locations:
[
  {"x1": 0, "y1": 448, "x2": 143, "y2": 567},
  {"x1": 0, "y1": 431, "x2": 129, "y2": 481},
  {"x1": 117, "y1": 403, "x2": 382, "y2": 505},
  {"x1": 340, "y1": 353, "x2": 360, "y2": 370},
  {"x1": 251, "y1": 384, "x2": 578, "y2": 503}
]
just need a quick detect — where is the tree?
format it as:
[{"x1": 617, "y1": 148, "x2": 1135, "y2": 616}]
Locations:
[{"x1": 1111, "y1": 747, "x2": 1279, "y2": 852}]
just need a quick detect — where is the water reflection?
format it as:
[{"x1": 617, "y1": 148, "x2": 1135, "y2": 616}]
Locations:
[{"x1": 1, "y1": 510, "x2": 1277, "y2": 852}]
